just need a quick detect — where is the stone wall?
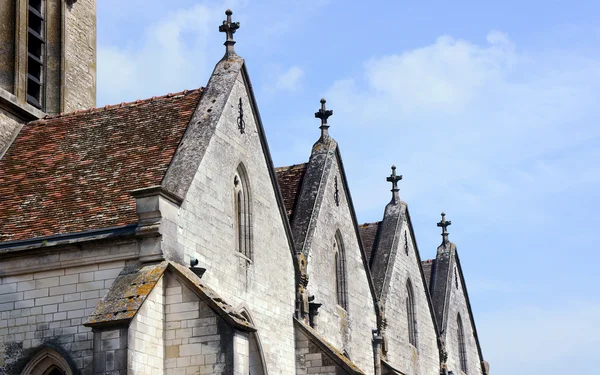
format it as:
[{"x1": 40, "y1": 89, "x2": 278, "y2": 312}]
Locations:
[
  {"x1": 295, "y1": 329, "x2": 340, "y2": 375},
  {"x1": 0, "y1": 258, "x2": 126, "y2": 375},
  {"x1": 382, "y1": 207, "x2": 439, "y2": 375},
  {"x1": 164, "y1": 273, "x2": 229, "y2": 374},
  {"x1": 63, "y1": 0, "x2": 96, "y2": 112},
  {"x1": 174, "y1": 68, "x2": 297, "y2": 374},
  {"x1": 303, "y1": 152, "x2": 377, "y2": 374},
  {"x1": 92, "y1": 327, "x2": 128, "y2": 375},
  {"x1": 0, "y1": 110, "x2": 22, "y2": 158},
  {"x1": 128, "y1": 277, "x2": 164, "y2": 375},
  {"x1": 0, "y1": 0, "x2": 15, "y2": 92},
  {"x1": 443, "y1": 256, "x2": 483, "y2": 375}
]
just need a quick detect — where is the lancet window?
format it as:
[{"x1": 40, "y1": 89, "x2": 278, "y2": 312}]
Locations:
[
  {"x1": 406, "y1": 279, "x2": 418, "y2": 347},
  {"x1": 234, "y1": 163, "x2": 252, "y2": 259},
  {"x1": 334, "y1": 230, "x2": 348, "y2": 310},
  {"x1": 458, "y1": 313, "x2": 468, "y2": 373}
]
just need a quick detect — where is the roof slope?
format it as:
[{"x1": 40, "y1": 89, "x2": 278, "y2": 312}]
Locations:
[
  {"x1": 358, "y1": 221, "x2": 381, "y2": 266},
  {"x1": 275, "y1": 163, "x2": 307, "y2": 221},
  {"x1": 422, "y1": 259, "x2": 434, "y2": 289},
  {"x1": 0, "y1": 89, "x2": 202, "y2": 243}
]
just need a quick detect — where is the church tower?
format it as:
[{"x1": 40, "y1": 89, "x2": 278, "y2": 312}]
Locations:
[{"x1": 0, "y1": 0, "x2": 96, "y2": 155}]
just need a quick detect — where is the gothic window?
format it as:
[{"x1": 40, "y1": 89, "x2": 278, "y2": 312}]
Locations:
[
  {"x1": 27, "y1": 0, "x2": 45, "y2": 109},
  {"x1": 457, "y1": 313, "x2": 468, "y2": 373},
  {"x1": 21, "y1": 347, "x2": 73, "y2": 375},
  {"x1": 234, "y1": 163, "x2": 252, "y2": 259},
  {"x1": 406, "y1": 279, "x2": 418, "y2": 347},
  {"x1": 334, "y1": 230, "x2": 348, "y2": 310}
]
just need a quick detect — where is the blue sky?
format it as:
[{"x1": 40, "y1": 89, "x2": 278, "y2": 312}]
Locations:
[{"x1": 97, "y1": 1, "x2": 599, "y2": 373}]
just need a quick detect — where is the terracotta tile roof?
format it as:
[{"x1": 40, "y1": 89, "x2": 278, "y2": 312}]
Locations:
[
  {"x1": 358, "y1": 221, "x2": 381, "y2": 266},
  {"x1": 0, "y1": 89, "x2": 203, "y2": 243},
  {"x1": 422, "y1": 259, "x2": 434, "y2": 289},
  {"x1": 275, "y1": 163, "x2": 307, "y2": 221}
]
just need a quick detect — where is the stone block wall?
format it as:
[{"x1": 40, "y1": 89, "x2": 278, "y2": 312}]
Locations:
[
  {"x1": 128, "y1": 277, "x2": 164, "y2": 375},
  {"x1": 0, "y1": 259, "x2": 125, "y2": 375},
  {"x1": 92, "y1": 327, "x2": 128, "y2": 375},
  {"x1": 443, "y1": 257, "x2": 483, "y2": 375},
  {"x1": 303, "y1": 152, "x2": 377, "y2": 374},
  {"x1": 295, "y1": 328, "x2": 342, "y2": 375},
  {"x1": 164, "y1": 274, "x2": 229, "y2": 374},
  {"x1": 64, "y1": 0, "x2": 96, "y2": 112},
  {"x1": 383, "y1": 211, "x2": 439, "y2": 375},
  {"x1": 175, "y1": 69, "x2": 297, "y2": 374},
  {"x1": 0, "y1": 110, "x2": 22, "y2": 158}
]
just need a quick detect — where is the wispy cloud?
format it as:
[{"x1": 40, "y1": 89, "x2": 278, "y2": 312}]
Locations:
[
  {"x1": 324, "y1": 31, "x2": 600, "y2": 222},
  {"x1": 97, "y1": 3, "x2": 227, "y2": 106},
  {"x1": 263, "y1": 65, "x2": 304, "y2": 93}
]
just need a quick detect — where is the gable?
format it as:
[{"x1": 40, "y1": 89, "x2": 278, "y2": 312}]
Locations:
[
  {"x1": 368, "y1": 202, "x2": 440, "y2": 375},
  {"x1": 287, "y1": 138, "x2": 377, "y2": 373},
  {"x1": 441, "y1": 251, "x2": 486, "y2": 375},
  {"x1": 0, "y1": 89, "x2": 202, "y2": 243}
]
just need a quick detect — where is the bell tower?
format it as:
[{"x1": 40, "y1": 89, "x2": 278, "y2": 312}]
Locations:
[{"x1": 0, "y1": 0, "x2": 96, "y2": 154}]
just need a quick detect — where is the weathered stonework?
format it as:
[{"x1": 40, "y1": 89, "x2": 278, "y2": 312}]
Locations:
[
  {"x1": 168, "y1": 65, "x2": 298, "y2": 374},
  {"x1": 375, "y1": 203, "x2": 439, "y2": 375},
  {"x1": 0, "y1": 257, "x2": 127, "y2": 375},
  {"x1": 436, "y1": 247, "x2": 485, "y2": 375},
  {"x1": 62, "y1": 0, "x2": 97, "y2": 113},
  {"x1": 294, "y1": 140, "x2": 377, "y2": 374},
  {"x1": 0, "y1": 0, "x2": 96, "y2": 157},
  {"x1": 0, "y1": 111, "x2": 22, "y2": 159}
]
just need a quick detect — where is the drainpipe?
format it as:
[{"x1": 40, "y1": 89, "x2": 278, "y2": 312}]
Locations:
[{"x1": 372, "y1": 329, "x2": 383, "y2": 375}]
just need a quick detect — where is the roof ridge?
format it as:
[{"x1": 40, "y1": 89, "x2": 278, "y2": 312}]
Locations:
[
  {"x1": 274, "y1": 162, "x2": 308, "y2": 171},
  {"x1": 30, "y1": 87, "x2": 203, "y2": 125},
  {"x1": 360, "y1": 221, "x2": 381, "y2": 227}
]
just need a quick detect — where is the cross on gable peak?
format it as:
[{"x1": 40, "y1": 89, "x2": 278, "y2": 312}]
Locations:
[
  {"x1": 386, "y1": 165, "x2": 402, "y2": 192},
  {"x1": 437, "y1": 212, "x2": 452, "y2": 243},
  {"x1": 314, "y1": 98, "x2": 333, "y2": 140},
  {"x1": 219, "y1": 9, "x2": 240, "y2": 57}
]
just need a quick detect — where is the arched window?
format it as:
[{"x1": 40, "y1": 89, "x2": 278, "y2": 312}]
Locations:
[
  {"x1": 234, "y1": 163, "x2": 252, "y2": 259},
  {"x1": 334, "y1": 230, "x2": 348, "y2": 310},
  {"x1": 239, "y1": 308, "x2": 267, "y2": 375},
  {"x1": 21, "y1": 347, "x2": 73, "y2": 375},
  {"x1": 406, "y1": 279, "x2": 418, "y2": 347},
  {"x1": 457, "y1": 313, "x2": 468, "y2": 373}
]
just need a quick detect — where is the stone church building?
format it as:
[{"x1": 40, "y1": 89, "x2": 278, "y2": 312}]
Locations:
[{"x1": 0, "y1": 3, "x2": 490, "y2": 375}]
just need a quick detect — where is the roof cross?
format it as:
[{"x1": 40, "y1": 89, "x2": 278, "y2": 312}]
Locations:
[
  {"x1": 386, "y1": 165, "x2": 402, "y2": 204},
  {"x1": 437, "y1": 212, "x2": 451, "y2": 244},
  {"x1": 219, "y1": 9, "x2": 240, "y2": 57},
  {"x1": 315, "y1": 98, "x2": 333, "y2": 140}
]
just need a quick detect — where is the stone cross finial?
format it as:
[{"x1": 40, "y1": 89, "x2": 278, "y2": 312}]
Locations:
[
  {"x1": 386, "y1": 165, "x2": 402, "y2": 203},
  {"x1": 314, "y1": 98, "x2": 333, "y2": 140},
  {"x1": 437, "y1": 212, "x2": 451, "y2": 244},
  {"x1": 219, "y1": 9, "x2": 240, "y2": 57}
]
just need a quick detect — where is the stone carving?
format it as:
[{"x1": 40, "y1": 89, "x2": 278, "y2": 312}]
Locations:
[{"x1": 237, "y1": 97, "x2": 245, "y2": 134}]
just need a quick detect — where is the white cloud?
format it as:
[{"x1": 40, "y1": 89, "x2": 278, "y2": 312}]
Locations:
[
  {"x1": 97, "y1": 3, "x2": 224, "y2": 106},
  {"x1": 362, "y1": 32, "x2": 515, "y2": 114},
  {"x1": 276, "y1": 66, "x2": 304, "y2": 92},
  {"x1": 325, "y1": 31, "x2": 600, "y2": 221},
  {"x1": 262, "y1": 65, "x2": 305, "y2": 94}
]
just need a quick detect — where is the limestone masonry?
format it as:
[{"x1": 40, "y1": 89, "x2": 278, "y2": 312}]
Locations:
[{"x1": 0, "y1": 4, "x2": 490, "y2": 375}]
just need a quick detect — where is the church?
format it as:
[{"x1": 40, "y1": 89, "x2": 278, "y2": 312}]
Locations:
[{"x1": 0, "y1": 3, "x2": 490, "y2": 375}]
